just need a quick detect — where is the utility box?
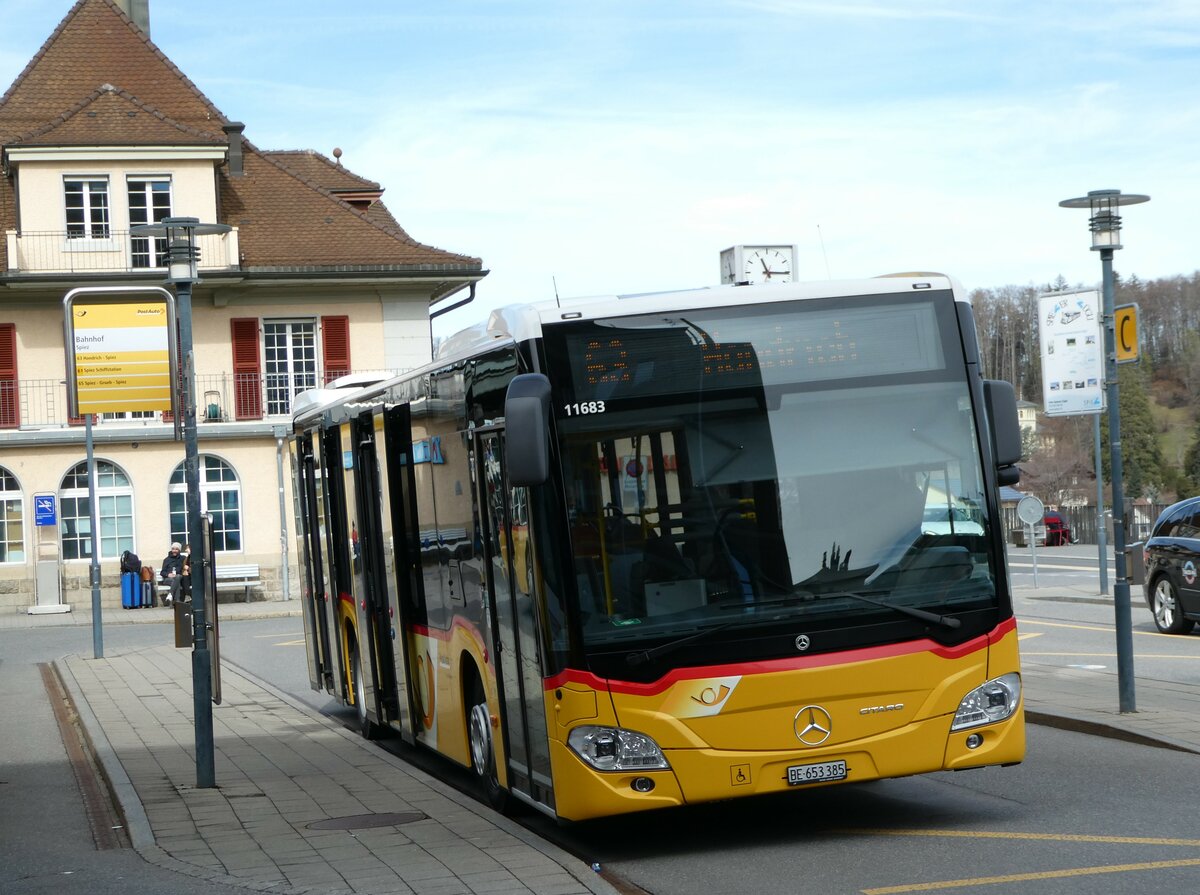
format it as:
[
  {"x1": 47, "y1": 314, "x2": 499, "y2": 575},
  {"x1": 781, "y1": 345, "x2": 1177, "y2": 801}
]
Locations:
[
  {"x1": 173, "y1": 601, "x2": 193, "y2": 648},
  {"x1": 29, "y1": 559, "x2": 70, "y2": 615},
  {"x1": 1125, "y1": 541, "x2": 1145, "y2": 587}
]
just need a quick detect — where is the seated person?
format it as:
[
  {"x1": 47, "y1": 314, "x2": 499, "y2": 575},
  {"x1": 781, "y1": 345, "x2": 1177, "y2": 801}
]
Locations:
[{"x1": 160, "y1": 542, "x2": 185, "y2": 605}]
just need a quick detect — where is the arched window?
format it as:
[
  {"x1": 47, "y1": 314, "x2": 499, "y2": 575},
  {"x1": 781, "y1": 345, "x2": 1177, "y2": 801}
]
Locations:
[
  {"x1": 0, "y1": 467, "x2": 24, "y2": 563},
  {"x1": 169, "y1": 456, "x2": 242, "y2": 552},
  {"x1": 59, "y1": 460, "x2": 133, "y2": 560}
]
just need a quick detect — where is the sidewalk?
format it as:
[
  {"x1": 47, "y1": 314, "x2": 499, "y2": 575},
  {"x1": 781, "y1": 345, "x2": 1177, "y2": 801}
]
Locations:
[
  {"x1": 1012, "y1": 583, "x2": 1200, "y2": 756},
  {"x1": 18, "y1": 586, "x2": 1200, "y2": 895},
  {"x1": 55, "y1": 619, "x2": 617, "y2": 895}
]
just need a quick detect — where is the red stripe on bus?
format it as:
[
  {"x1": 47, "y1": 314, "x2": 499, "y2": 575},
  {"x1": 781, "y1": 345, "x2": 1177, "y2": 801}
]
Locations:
[{"x1": 544, "y1": 620, "x2": 1012, "y2": 696}]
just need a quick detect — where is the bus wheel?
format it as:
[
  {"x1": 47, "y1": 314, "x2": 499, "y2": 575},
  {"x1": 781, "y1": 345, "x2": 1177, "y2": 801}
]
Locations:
[
  {"x1": 350, "y1": 638, "x2": 375, "y2": 740},
  {"x1": 467, "y1": 677, "x2": 507, "y2": 811}
]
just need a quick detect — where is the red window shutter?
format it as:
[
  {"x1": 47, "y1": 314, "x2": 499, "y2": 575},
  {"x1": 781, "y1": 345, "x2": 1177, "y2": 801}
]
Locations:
[
  {"x1": 321, "y1": 316, "x2": 351, "y2": 384},
  {"x1": 231, "y1": 318, "x2": 262, "y2": 420},
  {"x1": 0, "y1": 324, "x2": 17, "y2": 428}
]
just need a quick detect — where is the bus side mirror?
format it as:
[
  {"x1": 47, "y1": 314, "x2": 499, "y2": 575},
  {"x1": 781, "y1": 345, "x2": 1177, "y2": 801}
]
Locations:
[
  {"x1": 505, "y1": 373, "x2": 552, "y2": 486},
  {"x1": 983, "y1": 379, "x2": 1021, "y2": 485}
]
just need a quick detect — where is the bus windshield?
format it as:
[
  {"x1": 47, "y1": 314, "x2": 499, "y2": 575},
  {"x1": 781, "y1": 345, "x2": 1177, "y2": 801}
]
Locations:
[{"x1": 541, "y1": 291, "x2": 1003, "y2": 678}]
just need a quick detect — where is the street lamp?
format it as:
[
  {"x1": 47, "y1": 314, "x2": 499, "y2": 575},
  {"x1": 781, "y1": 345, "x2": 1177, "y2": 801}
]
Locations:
[
  {"x1": 1058, "y1": 189, "x2": 1149, "y2": 714},
  {"x1": 131, "y1": 216, "x2": 231, "y2": 787}
]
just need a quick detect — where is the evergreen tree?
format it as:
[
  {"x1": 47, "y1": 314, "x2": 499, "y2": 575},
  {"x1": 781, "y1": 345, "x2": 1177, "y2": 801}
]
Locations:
[
  {"x1": 1184, "y1": 418, "x2": 1200, "y2": 493},
  {"x1": 1100, "y1": 362, "x2": 1165, "y2": 498}
]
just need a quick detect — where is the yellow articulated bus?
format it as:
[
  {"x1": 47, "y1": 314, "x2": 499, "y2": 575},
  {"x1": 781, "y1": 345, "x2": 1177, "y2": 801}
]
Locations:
[{"x1": 289, "y1": 275, "x2": 1026, "y2": 822}]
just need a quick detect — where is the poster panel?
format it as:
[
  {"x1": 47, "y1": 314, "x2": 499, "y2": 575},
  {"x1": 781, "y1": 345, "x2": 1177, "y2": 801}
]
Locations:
[{"x1": 1038, "y1": 290, "x2": 1105, "y2": 417}]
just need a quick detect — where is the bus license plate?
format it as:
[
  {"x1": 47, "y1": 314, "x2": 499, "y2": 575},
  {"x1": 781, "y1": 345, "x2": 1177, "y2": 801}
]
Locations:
[{"x1": 787, "y1": 759, "x2": 847, "y2": 786}]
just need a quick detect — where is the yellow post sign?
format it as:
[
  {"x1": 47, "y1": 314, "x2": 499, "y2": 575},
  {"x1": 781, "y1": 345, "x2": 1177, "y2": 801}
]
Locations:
[
  {"x1": 1115, "y1": 303, "x2": 1139, "y2": 364},
  {"x1": 64, "y1": 287, "x2": 176, "y2": 416}
]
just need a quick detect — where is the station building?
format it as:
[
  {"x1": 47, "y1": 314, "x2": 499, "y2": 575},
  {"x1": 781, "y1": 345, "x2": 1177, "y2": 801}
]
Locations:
[{"x1": 0, "y1": 0, "x2": 485, "y2": 612}]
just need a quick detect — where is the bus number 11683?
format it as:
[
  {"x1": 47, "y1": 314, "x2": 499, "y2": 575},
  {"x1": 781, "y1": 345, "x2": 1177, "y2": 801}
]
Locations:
[{"x1": 563, "y1": 401, "x2": 607, "y2": 416}]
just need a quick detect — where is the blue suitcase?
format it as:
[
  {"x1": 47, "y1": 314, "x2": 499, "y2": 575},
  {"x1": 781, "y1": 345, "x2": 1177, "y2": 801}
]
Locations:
[{"x1": 121, "y1": 571, "x2": 140, "y2": 609}]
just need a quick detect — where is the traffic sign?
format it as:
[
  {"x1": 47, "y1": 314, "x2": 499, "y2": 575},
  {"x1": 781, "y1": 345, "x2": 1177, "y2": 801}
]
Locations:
[
  {"x1": 33, "y1": 493, "x2": 56, "y2": 526},
  {"x1": 1115, "y1": 303, "x2": 1139, "y2": 364}
]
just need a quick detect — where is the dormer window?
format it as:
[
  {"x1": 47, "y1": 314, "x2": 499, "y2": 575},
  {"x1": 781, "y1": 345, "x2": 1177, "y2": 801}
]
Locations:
[
  {"x1": 64, "y1": 176, "x2": 111, "y2": 239},
  {"x1": 128, "y1": 176, "x2": 172, "y2": 267}
]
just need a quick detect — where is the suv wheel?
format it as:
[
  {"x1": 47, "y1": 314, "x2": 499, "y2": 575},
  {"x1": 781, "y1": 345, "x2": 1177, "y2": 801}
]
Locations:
[{"x1": 1151, "y1": 576, "x2": 1195, "y2": 635}]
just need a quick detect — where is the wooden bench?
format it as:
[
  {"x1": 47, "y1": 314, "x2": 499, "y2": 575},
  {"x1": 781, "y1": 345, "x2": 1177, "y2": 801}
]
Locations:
[{"x1": 158, "y1": 563, "x2": 262, "y2": 602}]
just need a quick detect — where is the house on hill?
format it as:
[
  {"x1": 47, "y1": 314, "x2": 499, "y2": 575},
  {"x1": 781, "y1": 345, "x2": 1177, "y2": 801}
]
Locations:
[{"x1": 0, "y1": 0, "x2": 486, "y2": 611}]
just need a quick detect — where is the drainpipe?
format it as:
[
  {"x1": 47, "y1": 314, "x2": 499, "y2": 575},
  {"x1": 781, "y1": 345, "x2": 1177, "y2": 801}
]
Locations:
[{"x1": 275, "y1": 426, "x2": 290, "y2": 600}]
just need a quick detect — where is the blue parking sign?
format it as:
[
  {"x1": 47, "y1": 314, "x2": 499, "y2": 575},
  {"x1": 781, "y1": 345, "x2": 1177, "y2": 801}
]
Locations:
[{"x1": 34, "y1": 494, "x2": 56, "y2": 526}]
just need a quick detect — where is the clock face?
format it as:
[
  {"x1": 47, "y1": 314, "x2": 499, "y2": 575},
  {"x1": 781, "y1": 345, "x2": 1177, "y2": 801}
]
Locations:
[
  {"x1": 720, "y1": 249, "x2": 736, "y2": 284},
  {"x1": 742, "y1": 246, "x2": 793, "y2": 284}
]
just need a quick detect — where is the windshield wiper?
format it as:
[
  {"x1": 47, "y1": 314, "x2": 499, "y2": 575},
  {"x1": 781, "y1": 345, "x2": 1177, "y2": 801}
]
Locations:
[
  {"x1": 625, "y1": 621, "x2": 740, "y2": 667},
  {"x1": 750, "y1": 590, "x2": 961, "y2": 630},
  {"x1": 815, "y1": 590, "x2": 961, "y2": 630}
]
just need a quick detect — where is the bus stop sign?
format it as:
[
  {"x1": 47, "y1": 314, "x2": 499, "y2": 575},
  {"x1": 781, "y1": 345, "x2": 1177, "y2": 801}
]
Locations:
[{"x1": 1115, "y1": 303, "x2": 1139, "y2": 364}]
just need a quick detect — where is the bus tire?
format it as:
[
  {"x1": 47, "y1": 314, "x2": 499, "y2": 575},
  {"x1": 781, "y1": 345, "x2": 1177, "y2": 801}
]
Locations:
[
  {"x1": 350, "y1": 637, "x2": 376, "y2": 740},
  {"x1": 466, "y1": 673, "x2": 507, "y2": 812}
]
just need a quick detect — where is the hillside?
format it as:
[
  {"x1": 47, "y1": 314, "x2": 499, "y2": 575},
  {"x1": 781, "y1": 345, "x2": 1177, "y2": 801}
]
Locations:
[{"x1": 971, "y1": 271, "x2": 1200, "y2": 502}]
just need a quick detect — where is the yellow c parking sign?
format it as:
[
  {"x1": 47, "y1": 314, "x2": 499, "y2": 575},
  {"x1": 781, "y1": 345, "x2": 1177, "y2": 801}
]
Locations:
[{"x1": 1115, "y1": 303, "x2": 1138, "y2": 364}]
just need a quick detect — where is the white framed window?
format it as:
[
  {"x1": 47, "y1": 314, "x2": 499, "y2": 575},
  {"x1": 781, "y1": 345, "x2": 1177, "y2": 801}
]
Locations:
[
  {"x1": 169, "y1": 456, "x2": 242, "y2": 552},
  {"x1": 0, "y1": 467, "x2": 24, "y2": 563},
  {"x1": 263, "y1": 319, "x2": 317, "y2": 416},
  {"x1": 127, "y1": 176, "x2": 172, "y2": 268},
  {"x1": 59, "y1": 460, "x2": 133, "y2": 561},
  {"x1": 64, "y1": 177, "x2": 111, "y2": 239}
]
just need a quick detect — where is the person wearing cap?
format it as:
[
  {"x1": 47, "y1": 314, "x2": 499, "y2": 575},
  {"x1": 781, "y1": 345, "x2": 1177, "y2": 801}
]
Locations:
[{"x1": 160, "y1": 542, "x2": 185, "y2": 606}]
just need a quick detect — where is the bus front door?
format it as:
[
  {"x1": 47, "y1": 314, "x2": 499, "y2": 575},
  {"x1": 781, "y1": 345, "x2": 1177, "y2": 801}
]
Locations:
[{"x1": 474, "y1": 429, "x2": 555, "y2": 813}]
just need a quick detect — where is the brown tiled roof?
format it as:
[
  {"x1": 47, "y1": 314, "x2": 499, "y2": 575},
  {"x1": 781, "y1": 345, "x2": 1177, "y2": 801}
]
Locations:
[
  {"x1": 221, "y1": 148, "x2": 481, "y2": 271},
  {"x1": 8, "y1": 85, "x2": 225, "y2": 147},
  {"x1": 262, "y1": 150, "x2": 381, "y2": 193},
  {"x1": 0, "y1": 0, "x2": 227, "y2": 144},
  {"x1": 0, "y1": 0, "x2": 485, "y2": 279}
]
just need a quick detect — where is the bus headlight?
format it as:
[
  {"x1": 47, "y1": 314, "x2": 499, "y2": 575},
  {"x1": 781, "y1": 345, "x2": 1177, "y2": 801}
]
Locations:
[
  {"x1": 951, "y1": 673, "x2": 1021, "y2": 731},
  {"x1": 568, "y1": 725, "x2": 670, "y2": 771}
]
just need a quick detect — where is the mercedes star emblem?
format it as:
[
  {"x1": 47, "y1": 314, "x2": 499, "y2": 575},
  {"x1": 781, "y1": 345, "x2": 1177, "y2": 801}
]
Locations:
[{"x1": 794, "y1": 705, "x2": 833, "y2": 746}]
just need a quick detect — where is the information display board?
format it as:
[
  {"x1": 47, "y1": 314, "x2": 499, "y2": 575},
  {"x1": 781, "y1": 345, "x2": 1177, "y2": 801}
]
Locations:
[
  {"x1": 1038, "y1": 290, "x2": 1105, "y2": 417},
  {"x1": 63, "y1": 286, "x2": 176, "y2": 417}
]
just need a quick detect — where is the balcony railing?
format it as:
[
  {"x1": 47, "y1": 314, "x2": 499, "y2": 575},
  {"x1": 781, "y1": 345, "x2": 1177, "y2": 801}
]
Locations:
[
  {"x1": 0, "y1": 370, "x2": 346, "y2": 430},
  {"x1": 5, "y1": 228, "x2": 239, "y2": 275}
]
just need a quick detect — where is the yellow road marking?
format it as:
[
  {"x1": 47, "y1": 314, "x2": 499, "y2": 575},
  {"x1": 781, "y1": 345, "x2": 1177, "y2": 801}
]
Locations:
[
  {"x1": 274, "y1": 638, "x2": 307, "y2": 647},
  {"x1": 861, "y1": 858, "x2": 1200, "y2": 893},
  {"x1": 848, "y1": 828, "x2": 1200, "y2": 847},
  {"x1": 852, "y1": 830, "x2": 1200, "y2": 894},
  {"x1": 1019, "y1": 619, "x2": 1181, "y2": 640},
  {"x1": 1022, "y1": 652, "x2": 1200, "y2": 660},
  {"x1": 1016, "y1": 632, "x2": 1043, "y2": 640},
  {"x1": 254, "y1": 632, "x2": 304, "y2": 638}
]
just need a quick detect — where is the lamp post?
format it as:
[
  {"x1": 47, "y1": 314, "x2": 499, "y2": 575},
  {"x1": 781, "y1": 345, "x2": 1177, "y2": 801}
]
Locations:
[
  {"x1": 1058, "y1": 189, "x2": 1149, "y2": 714},
  {"x1": 131, "y1": 216, "x2": 231, "y2": 786}
]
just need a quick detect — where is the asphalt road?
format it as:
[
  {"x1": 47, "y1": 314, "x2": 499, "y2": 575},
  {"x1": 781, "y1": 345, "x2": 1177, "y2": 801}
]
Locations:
[
  {"x1": 217, "y1": 615, "x2": 1200, "y2": 895},
  {"x1": 0, "y1": 623, "x2": 252, "y2": 895},
  {"x1": 6, "y1": 555, "x2": 1199, "y2": 895}
]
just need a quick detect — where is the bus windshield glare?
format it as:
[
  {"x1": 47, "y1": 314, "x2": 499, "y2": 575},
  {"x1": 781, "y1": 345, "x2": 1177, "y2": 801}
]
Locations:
[{"x1": 541, "y1": 291, "x2": 1001, "y2": 677}]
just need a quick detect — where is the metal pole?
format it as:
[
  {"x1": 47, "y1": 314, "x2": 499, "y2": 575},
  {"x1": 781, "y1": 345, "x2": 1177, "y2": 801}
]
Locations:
[
  {"x1": 1094, "y1": 414, "x2": 1109, "y2": 595},
  {"x1": 86, "y1": 415, "x2": 103, "y2": 659},
  {"x1": 178, "y1": 277, "x2": 216, "y2": 785},
  {"x1": 1102, "y1": 248, "x2": 1136, "y2": 712}
]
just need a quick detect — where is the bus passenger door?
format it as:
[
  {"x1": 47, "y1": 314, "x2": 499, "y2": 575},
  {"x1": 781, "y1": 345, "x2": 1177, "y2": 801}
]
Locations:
[
  {"x1": 296, "y1": 434, "x2": 333, "y2": 691},
  {"x1": 351, "y1": 413, "x2": 400, "y2": 728},
  {"x1": 474, "y1": 429, "x2": 555, "y2": 812}
]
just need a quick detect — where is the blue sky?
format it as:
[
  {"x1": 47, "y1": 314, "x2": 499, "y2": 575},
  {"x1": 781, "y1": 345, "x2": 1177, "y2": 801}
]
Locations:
[{"x1": 1, "y1": 1, "x2": 1197, "y2": 334}]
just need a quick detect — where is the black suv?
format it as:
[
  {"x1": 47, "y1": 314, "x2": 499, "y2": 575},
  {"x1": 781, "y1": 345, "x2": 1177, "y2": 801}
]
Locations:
[{"x1": 1143, "y1": 496, "x2": 1200, "y2": 635}]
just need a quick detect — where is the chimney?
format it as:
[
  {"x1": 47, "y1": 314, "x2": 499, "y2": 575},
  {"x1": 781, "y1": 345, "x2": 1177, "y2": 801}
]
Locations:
[
  {"x1": 112, "y1": 0, "x2": 151, "y2": 35},
  {"x1": 223, "y1": 122, "x2": 246, "y2": 177}
]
